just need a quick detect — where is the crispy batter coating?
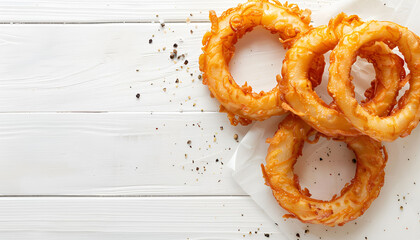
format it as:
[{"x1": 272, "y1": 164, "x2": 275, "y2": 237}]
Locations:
[
  {"x1": 199, "y1": 0, "x2": 325, "y2": 126},
  {"x1": 199, "y1": 2, "x2": 419, "y2": 227},
  {"x1": 262, "y1": 115, "x2": 387, "y2": 226},
  {"x1": 280, "y1": 14, "x2": 406, "y2": 137},
  {"x1": 328, "y1": 21, "x2": 420, "y2": 141}
]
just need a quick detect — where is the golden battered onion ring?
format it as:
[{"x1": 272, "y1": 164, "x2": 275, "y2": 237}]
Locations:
[
  {"x1": 262, "y1": 115, "x2": 387, "y2": 226},
  {"x1": 280, "y1": 14, "x2": 405, "y2": 137},
  {"x1": 199, "y1": 0, "x2": 325, "y2": 126},
  {"x1": 328, "y1": 21, "x2": 420, "y2": 141}
]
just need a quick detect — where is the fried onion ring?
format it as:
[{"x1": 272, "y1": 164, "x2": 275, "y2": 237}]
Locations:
[
  {"x1": 280, "y1": 14, "x2": 405, "y2": 137},
  {"x1": 199, "y1": 0, "x2": 325, "y2": 126},
  {"x1": 328, "y1": 21, "x2": 420, "y2": 141},
  {"x1": 262, "y1": 115, "x2": 387, "y2": 226}
]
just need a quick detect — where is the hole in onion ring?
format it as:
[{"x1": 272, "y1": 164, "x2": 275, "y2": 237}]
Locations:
[
  {"x1": 392, "y1": 46, "x2": 410, "y2": 104},
  {"x1": 313, "y1": 51, "x2": 333, "y2": 104},
  {"x1": 350, "y1": 56, "x2": 376, "y2": 104},
  {"x1": 230, "y1": 26, "x2": 287, "y2": 93},
  {"x1": 294, "y1": 138, "x2": 356, "y2": 201}
]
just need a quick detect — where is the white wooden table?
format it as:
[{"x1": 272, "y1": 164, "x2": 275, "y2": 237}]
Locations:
[{"x1": 0, "y1": 0, "x2": 406, "y2": 239}]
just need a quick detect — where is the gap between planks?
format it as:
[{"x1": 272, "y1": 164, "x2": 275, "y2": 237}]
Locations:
[
  {"x1": 0, "y1": 194, "x2": 248, "y2": 197},
  {"x1": 0, "y1": 0, "x2": 334, "y2": 23},
  {"x1": 0, "y1": 20, "x2": 213, "y2": 24}
]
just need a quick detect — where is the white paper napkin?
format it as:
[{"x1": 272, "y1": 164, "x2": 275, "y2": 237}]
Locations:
[{"x1": 230, "y1": 0, "x2": 420, "y2": 239}]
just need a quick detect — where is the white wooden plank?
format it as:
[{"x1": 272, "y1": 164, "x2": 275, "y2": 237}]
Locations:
[
  {"x1": 0, "y1": 112, "x2": 250, "y2": 195},
  {"x1": 0, "y1": 232, "x2": 283, "y2": 240},
  {"x1": 0, "y1": 196, "x2": 415, "y2": 240},
  {"x1": 0, "y1": 0, "x2": 334, "y2": 23},
  {"x1": 0, "y1": 23, "x2": 290, "y2": 112},
  {"x1": 0, "y1": 23, "x2": 209, "y2": 112},
  {"x1": 0, "y1": 196, "x2": 282, "y2": 239},
  {"x1": 0, "y1": 111, "x2": 418, "y2": 200}
]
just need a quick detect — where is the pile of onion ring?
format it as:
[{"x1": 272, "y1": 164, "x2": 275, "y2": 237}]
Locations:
[{"x1": 200, "y1": 0, "x2": 420, "y2": 227}]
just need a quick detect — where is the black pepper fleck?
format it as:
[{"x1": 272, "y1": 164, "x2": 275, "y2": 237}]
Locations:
[
  {"x1": 149, "y1": 39, "x2": 153, "y2": 44},
  {"x1": 264, "y1": 233, "x2": 270, "y2": 238},
  {"x1": 296, "y1": 233, "x2": 300, "y2": 238},
  {"x1": 136, "y1": 93, "x2": 140, "y2": 99},
  {"x1": 320, "y1": 158, "x2": 323, "y2": 161},
  {"x1": 173, "y1": 43, "x2": 178, "y2": 48},
  {"x1": 352, "y1": 158, "x2": 357, "y2": 163}
]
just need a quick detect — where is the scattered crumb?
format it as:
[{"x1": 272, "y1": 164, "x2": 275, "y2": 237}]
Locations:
[{"x1": 234, "y1": 134, "x2": 239, "y2": 142}]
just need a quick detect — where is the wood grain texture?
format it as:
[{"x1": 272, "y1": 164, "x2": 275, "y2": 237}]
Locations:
[
  {"x1": 0, "y1": 23, "x2": 292, "y2": 112},
  {"x1": 0, "y1": 196, "x2": 283, "y2": 239},
  {"x1": 0, "y1": 23, "x2": 211, "y2": 112},
  {"x1": 0, "y1": 0, "x2": 334, "y2": 23},
  {"x1": 0, "y1": 112, "x2": 251, "y2": 195},
  {"x1": 0, "y1": 0, "x2": 417, "y2": 239},
  {"x1": 0, "y1": 196, "x2": 415, "y2": 240},
  {"x1": 0, "y1": 111, "x2": 417, "y2": 199}
]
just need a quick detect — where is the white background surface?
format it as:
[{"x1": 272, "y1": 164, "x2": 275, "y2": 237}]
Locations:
[{"x1": 0, "y1": 0, "x2": 418, "y2": 239}]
